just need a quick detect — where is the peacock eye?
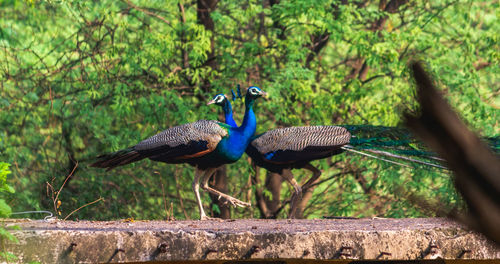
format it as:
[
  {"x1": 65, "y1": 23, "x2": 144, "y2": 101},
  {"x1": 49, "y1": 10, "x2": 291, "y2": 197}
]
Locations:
[{"x1": 250, "y1": 88, "x2": 257, "y2": 94}]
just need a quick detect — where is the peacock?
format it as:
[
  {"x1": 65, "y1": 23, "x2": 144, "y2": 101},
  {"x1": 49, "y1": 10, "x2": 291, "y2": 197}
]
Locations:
[
  {"x1": 208, "y1": 93, "x2": 353, "y2": 216},
  {"x1": 91, "y1": 86, "x2": 267, "y2": 220},
  {"x1": 208, "y1": 93, "x2": 448, "y2": 218},
  {"x1": 209, "y1": 93, "x2": 351, "y2": 177}
]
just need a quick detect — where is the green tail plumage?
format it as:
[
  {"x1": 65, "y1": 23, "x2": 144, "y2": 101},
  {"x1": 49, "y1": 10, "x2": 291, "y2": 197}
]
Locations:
[
  {"x1": 339, "y1": 125, "x2": 499, "y2": 169},
  {"x1": 484, "y1": 136, "x2": 500, "y2": 155},
  {"x1": 340, "y1": 125, "x2": 446, "y2": 169}
]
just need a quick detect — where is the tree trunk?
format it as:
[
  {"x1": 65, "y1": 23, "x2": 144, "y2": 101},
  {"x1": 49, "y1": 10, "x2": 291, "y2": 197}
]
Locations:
[
  {"x1": 209, "y1": 165, "x2": 231, "y2": 219},
  {"x1": 290, "y1": 164, "x2": 321, "y2": 219},
  {"x1": 263, "y1": 172, "x2": 283, "y2": 218},
  {"x1": 197, "y1": 0, "x2": 219, "y2": 93},
  {"x1": 196, "y1": 0, "x2": 229, "y2": 219}
]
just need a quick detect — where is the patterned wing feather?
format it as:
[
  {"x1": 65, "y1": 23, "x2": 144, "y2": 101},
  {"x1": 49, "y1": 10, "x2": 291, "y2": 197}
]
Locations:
[
  {"x1": 135, "y1": 120, "x2": 228, "y2": 160},
  {"x1": 251, "y1": 126, "x2": 351, "y2": 156}
]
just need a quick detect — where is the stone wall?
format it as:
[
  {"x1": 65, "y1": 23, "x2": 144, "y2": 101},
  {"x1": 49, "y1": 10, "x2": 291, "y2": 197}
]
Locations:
[{"x1": 3, "y1": 218, "x2": 499, "y2": 263}]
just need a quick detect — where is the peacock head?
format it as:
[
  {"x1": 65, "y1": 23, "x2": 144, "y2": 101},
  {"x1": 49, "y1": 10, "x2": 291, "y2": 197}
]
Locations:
[
  {"x1": 245, "y1": 86, "x2": 267, "y2": 100},
  {"x1": 207, "y1": 93, "x2": 229, "y2": 107}
]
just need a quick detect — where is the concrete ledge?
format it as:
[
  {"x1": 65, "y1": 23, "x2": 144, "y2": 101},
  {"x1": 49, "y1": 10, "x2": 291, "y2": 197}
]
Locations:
[{"x1": 3, "y1": 218, "x2": 499, "y2": 263}]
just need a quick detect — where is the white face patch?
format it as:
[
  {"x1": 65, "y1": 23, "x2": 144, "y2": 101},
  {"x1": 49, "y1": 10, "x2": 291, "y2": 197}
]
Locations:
[
  {"x1": 249, "y1": 88, "x2": 259, "y2": 95},
  {"x1": 215, "y1": 95, "x2": 225, "y2": 104}
]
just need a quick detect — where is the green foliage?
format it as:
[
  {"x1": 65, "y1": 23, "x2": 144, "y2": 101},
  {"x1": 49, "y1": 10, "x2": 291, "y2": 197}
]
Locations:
[
  {"x1": 0, "y1": 161, "x2": 14, "y2": 218},
  {"x1": 0, "y1": 158, "x2": 18, "y2": 262},
  {"x1": 0, "y1": 0, "x2": 497, "y2": 220}
]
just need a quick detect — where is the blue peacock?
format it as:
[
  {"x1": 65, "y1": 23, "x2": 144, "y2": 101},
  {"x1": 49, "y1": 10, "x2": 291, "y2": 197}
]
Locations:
[
  {"x1": 91, "y1": 86, "x2": 267, "y2": 220},
  {"x1": 208, "y1": 92, "x2": 448, "y2": 217}
]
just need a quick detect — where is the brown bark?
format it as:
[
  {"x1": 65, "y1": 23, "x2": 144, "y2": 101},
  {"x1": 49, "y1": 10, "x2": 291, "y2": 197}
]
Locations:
[
  {"x1": 305, "y1": 32, "x2": 330, "y2": 68},
  {"x1": 246, "y1": 0, "x2": 286, "y2": 219},
  {"x1": 178, "y1": 3, "x2": 189, "y2": 69},
  {"x1": 269, "y1": 0, "x2": 287, "y2": 40},
  {"x1": 474, "y1": 61, "x2": 491, "y2": 71},
  {"x1": 197, "y1": 0, "x2": 219, "y2": 93},
  {"x1": 344, "y1": 58, "x2": 366, "y2": 82},
  {"x1": 264, "y1": 171, "x2": 284, "y2": 217},
  {"x1": 289, "y1": 164, "x2": 322, "y2": 219},
  {"x1": 252, "y1": 162, "x2": 272, "y2": 218},
  {"x1": 196, "y1": 0, "x2": 230, "y2": 219},
  {"x1": 208, "y1": 165, "x2": 231, "y2": 219}
]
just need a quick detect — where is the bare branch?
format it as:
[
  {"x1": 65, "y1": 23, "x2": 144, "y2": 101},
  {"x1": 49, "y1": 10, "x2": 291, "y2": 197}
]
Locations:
[{"x1": 124, "y1": 0, "x2": 171, "y2": 26}]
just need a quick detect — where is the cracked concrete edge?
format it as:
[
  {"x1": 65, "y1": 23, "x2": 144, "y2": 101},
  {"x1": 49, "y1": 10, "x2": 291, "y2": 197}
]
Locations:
[{"x1": 4, "y1": 226, "x2": 499, "y2": 263}]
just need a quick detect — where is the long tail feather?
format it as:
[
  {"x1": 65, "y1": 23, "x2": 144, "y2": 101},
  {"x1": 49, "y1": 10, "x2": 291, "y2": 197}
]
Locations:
[
  {"x1": 90, "y1": 147, "x2": 145, "y2": 171},
  {"x1": 341, "y1": 146, "x2": 410, "y2": 167},
  {"x1": 341, "y1": 125, "x2": 449, "y2": 169},
  {"x1": 342, "y1": 145, "x2": 448, "y2": 169},
  {"x1": 342, "y1": 125, "x2": 497, "y2": 169},
  {"x1": 360, "y1": 148, "x2": 447, "y2": 169}
]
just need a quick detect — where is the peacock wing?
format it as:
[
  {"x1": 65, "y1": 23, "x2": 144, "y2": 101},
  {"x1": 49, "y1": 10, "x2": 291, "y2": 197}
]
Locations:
[
  {"x1": 250, "y1": 126, "x2": 351, "y2": 163},
  {"x1": 135, "y1": 120, "x2": 229, "y2": 162}
]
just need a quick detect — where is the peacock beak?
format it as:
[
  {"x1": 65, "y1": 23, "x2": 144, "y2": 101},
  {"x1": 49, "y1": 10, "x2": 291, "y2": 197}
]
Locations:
[
  {"x1": 259, "y1": 91, "x2": 268, "y2": 97},
  {"x1": 207, "y1": 99, "x2": 216, "y2": 105}
]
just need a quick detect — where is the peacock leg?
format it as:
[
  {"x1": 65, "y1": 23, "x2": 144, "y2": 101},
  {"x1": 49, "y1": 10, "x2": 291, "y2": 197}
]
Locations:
[
  {"x1": 280, "y1": 169, "x2": 302, "y2": 196},
  {"x1": 302, "y1": 163, "x2": 322, "y2": 190},
  {"x1": 200, "y1": 168, "x2": 251, "y2": 208},
  {"x1": 192, "y1": 168, "x2": 208, "y2": 220},
  {"x1": 281, "y1": 169, "x2": 302, "y2": 219},
  {"x1": 290, "y1": 163, "x2": 322, "y2": 219}
]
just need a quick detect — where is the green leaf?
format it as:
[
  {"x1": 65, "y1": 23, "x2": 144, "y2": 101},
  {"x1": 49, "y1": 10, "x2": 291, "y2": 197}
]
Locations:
[{"x1": 0, "y1": 199, "x2": 12, "y2": 218}]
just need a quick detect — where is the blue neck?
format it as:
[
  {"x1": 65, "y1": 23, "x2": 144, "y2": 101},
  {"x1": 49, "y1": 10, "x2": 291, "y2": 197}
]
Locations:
[
  {"x1": 223, "y1": 101, "x2": 238, "y2": 128},
  {"x1": 213, "y1": 94, "x2": 257, "y2": 162},
  {"x1": 239, "y1": 95, "x2": 256, "y2": 140}
]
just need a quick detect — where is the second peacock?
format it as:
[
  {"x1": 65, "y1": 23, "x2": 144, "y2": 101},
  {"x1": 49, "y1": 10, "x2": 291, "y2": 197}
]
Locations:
[
  {"x1": 208, "y1": 92, "x2": 448, "y2": 218},
  {"x1": 91, "y1": 86, "x2": 266, "y2": 220}
]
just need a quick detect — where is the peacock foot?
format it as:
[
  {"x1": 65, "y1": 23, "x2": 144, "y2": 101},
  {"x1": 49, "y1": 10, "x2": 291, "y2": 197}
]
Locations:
[
  {"x1": 200, "y1": 215, "x2": 221, "y2": 221},
  {"x1": 219, "y1": 195, "x2": 251, "y2": 208},
  {"x1": 203, "y1": 185, "x2": 251, "y2": 208}
]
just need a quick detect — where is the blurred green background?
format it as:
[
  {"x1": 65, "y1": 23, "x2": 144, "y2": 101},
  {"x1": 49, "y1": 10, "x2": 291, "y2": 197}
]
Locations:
[{"x1": 0, "y1": 0, "x2": 498, "y2": 220}]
